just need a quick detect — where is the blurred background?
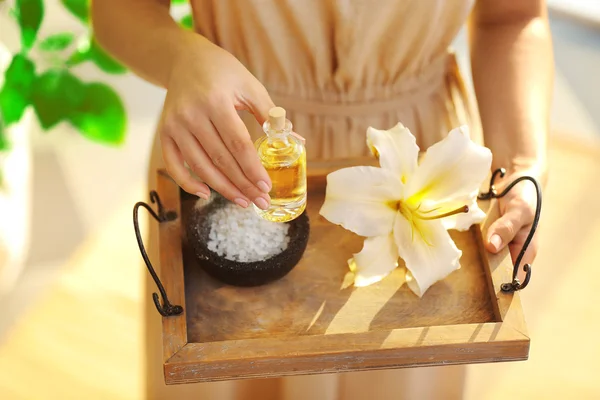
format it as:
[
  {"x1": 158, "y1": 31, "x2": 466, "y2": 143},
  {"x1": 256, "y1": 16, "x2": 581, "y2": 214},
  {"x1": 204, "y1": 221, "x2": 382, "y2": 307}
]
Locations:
[{"x1": 0, "y1": 0, "x2": 599, "y2": 399}]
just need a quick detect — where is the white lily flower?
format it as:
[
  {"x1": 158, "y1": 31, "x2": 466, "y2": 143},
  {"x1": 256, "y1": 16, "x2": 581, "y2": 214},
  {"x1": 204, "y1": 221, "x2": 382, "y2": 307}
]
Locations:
[{"x1": 319, "y1": 123, "x2": 492, "y2": 297}]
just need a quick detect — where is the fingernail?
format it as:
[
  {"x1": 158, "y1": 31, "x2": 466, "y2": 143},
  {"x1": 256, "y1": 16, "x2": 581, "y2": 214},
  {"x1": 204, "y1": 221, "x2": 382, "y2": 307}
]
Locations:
[
  {"x1": 234, "y1": 198, "x2": 249, "y2": 208},
  {"x1": 489, "y1": 234, "x2": 503, "y2": 252},
  {"x1": 254, "y1": 197, "x2": 270, "y2": 210},
  {"x1": 196, "y1": 192, "x2": 209, "y2": 200},
  {"x1": 257, "y1": 180, "x2": 271, "y2": 193}
]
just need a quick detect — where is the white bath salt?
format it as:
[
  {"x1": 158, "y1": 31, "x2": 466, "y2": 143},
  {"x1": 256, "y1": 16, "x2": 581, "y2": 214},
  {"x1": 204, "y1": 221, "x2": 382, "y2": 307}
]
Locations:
[{"x1": 205, "y1": 203, "x2": 291, "y2": 262}]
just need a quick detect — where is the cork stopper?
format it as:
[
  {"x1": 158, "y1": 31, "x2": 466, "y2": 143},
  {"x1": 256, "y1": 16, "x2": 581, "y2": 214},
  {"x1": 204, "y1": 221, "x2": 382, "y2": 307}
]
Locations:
[{"x1": 268, "y1": 107, "x2": 286, "y2": 131}]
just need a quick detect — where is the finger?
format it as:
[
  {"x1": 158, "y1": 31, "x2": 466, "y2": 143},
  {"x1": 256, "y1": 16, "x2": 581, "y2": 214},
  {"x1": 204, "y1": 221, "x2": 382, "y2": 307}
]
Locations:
[
  {"x1": 174, "y1": 132, "x2": 260, "y2": 209},
  {"x1": 509, "y1": 228, "x2": 538, "y2": 284},
  {"x1": 186, "y1": 116, "x2": 271, "y2": 210},
  {"x1": 161, "y1": 135, "x2": 210, "y2": 199},
  {"x1": 485, "y1": 207, "x2": 526, "y2": 254},
  {"x1": 508, "y1": 225, "x2": 538, "y2": 266},
  {"x1": 241, "y1": 81, "x2": 276, "y2": 124},
  {"x1": 242, "y1": 83, "x2": 305, "y2": 145},
  {"x1": 211, "y1": 104, "x2": 272, "y2": 193}
]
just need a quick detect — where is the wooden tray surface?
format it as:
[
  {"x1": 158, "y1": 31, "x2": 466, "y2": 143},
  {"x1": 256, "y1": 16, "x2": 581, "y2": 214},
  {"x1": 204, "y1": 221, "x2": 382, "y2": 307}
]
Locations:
[{"x1": 154, "y1": 168, "x2": 529, "y2": 384}]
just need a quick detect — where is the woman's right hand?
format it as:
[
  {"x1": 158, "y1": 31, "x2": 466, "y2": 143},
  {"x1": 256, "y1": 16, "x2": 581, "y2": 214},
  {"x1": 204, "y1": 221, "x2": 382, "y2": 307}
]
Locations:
[{"x1": 158, "y1": 33, "x2": 274, "y2": 210}]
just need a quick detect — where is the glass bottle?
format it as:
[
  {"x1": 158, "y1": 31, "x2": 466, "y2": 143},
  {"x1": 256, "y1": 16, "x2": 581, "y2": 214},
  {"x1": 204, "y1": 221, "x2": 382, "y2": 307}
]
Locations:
[{"x1": 254, "y1": 107, "x2": 307, "y2": 223}]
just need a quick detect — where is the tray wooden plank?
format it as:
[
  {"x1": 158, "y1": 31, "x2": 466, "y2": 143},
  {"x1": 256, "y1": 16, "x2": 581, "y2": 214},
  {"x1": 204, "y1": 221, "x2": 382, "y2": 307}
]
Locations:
[
  {"x1": 153, "y1": 167, "x2": 529, "y2": 384},
  {"x1": 157, "y1": 170, "x2": 188, "y2": 361},
  {"x1": 165, "y1": 324, "x2": 527, "y2": 384},
  {"x1": 181, "y1": 182, "x2": 498, "y2": 342}
]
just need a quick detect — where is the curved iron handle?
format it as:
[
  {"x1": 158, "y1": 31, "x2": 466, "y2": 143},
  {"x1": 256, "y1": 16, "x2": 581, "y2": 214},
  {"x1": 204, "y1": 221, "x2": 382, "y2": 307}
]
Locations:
[
  {"x1": 133, "y1": 190, "x2": 183, "y2": 317},
  {"x1": 478, "y1": 168, "x2": 542, "y2": 292}
]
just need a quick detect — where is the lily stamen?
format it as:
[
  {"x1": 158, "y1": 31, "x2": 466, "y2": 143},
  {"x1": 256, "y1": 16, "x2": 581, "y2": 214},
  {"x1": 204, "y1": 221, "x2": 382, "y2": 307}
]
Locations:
[{"x1": 416, "y1": 205, "x2": 469, "y2": 220}]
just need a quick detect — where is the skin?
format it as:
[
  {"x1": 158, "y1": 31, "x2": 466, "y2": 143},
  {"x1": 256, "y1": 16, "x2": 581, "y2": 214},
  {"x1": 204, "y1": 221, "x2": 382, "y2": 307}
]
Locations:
[
  {"x1": 91, "y1": 0, "x2": 275, "y2": 209},
  {"x1": 469, "y1": 0, "x2": 552, "y2": 269},
  {"x1": 91, "y1": 0, "x2": 552, "y2": 268}
]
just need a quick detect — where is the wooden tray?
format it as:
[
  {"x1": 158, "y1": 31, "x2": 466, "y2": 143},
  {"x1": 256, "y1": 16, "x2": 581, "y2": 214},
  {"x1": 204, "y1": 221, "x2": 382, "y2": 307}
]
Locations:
[{"x1": 149, "y1": 166, "x2": 529, "y2": 385}]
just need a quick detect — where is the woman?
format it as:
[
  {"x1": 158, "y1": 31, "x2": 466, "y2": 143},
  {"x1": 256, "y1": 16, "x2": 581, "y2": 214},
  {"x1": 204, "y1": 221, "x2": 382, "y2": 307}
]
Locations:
[{"x1": 92, "y1": 0, "x2": 552, "y2": 398}]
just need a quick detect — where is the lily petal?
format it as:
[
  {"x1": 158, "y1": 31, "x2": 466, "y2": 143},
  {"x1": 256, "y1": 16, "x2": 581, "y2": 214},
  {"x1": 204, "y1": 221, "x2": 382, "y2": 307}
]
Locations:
[
  {"x1": 406, "y1": 125, "x2": 492, "y2": 203},
  {"x1": 366, "y1": 123, "x2": 419, "y2": 181},
  {"x1": 320, "y1": 166, "x2": 403, "y2": 237},
  {"x1": 349, "y1": 233, "x2": 400, "y2": 287},
  {"x1": 394, "y1": 214, "x2": 462, "y2": 297}
]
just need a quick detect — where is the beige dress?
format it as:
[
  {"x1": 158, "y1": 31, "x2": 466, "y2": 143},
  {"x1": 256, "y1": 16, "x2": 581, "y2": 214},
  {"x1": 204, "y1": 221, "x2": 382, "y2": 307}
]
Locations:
[{"x1": 146, "y1": 0, "x2": 480, "y2": 398}]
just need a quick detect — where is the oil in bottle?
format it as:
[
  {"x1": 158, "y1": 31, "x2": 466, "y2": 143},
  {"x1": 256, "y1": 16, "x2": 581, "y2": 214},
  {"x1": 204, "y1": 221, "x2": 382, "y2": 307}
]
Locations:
[{"x1": 254, "y1": 107, "x2": 307, "y2": 223}]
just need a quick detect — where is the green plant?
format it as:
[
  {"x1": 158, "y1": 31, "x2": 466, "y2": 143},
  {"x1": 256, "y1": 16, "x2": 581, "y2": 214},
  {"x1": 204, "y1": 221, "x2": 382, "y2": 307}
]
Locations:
[
  {"x1": 0, "y1": 0, "x2": 194, "y2": 187},
  {"x1": 170, "y1": 0, "x2": 194, "y2": 29},
  {"x1": 0, "y1": 0, "x2": 128, "y2": 151}
]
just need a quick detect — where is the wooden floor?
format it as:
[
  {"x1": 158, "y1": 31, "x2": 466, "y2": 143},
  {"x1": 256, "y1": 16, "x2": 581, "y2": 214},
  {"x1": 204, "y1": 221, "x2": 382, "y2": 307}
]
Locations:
[{"x1": 0, "y1": 134, "x2": 599, "y2": 400}]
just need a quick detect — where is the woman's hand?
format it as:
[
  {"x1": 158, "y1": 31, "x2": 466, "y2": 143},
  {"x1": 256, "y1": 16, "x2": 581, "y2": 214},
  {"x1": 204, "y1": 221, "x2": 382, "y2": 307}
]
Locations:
[
  {"x1": 158, "y1": 33, "x2": 274, "y2": 209},
  {"x1": 485, "y1": 167, "x2": 545, "y2": 273},
  {"x1": 469, "y1": 0, "x2": 552, "y2": 273}
]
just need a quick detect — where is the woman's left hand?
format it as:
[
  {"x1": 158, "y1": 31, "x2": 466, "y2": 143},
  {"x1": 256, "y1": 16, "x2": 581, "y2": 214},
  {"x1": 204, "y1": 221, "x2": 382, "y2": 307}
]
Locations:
[{"x1": 484, "y1": 168, "x2": 545, "y2": 271}]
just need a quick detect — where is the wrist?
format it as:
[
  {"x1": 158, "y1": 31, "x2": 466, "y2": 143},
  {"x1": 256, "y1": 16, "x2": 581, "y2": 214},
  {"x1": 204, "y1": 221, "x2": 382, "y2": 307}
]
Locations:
[
  {"x1": 491, "y1": 142, "x2": 548, "y2": 185},
  {"x1": 494, "y1": 160, "x2": 548, "y2": 190},
  {"x1": 167, "y1": 30, "x2": 215, "y2": 83}
]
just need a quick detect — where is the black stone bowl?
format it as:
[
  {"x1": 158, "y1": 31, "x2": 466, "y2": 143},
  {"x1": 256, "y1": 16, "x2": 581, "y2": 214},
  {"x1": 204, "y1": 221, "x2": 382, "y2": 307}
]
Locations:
[{"x1": 185, "y1": 194, "x2": 310, "y2": 287}]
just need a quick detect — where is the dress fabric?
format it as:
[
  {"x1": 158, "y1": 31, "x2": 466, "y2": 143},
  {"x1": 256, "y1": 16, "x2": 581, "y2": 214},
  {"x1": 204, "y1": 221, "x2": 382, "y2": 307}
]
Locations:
[{"x1": 145, "y1": 0, "x2": 479, "y2": 398}]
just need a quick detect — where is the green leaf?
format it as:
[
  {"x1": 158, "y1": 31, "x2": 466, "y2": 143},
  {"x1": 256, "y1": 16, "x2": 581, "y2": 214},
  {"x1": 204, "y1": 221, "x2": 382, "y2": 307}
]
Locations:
[
  {"x1": 39, "y1": 32, "x2": 75, "y2": 51},
  {"x1": 0, "y1": 54, "x2": 36, "y2": 125},
  {"x1": 0, "y1": 86, "x2": 29, "y2": 125},
  {"x1": 87, "y1": 39, "x2": 127, "y2": 74},
  {"x1": 171, "y1": 0, "x2": 188, "y2": 4},
  {"x1": 16, "y1": 0, "x2": 45, "y2": 49},
  {"x1": 0, "y1": 116, "x2": 6, "y2": 189},
  {"x1": 31, "y1": 70, "x2": 86, "y2": 130},
  {"x1": 61, "y1": 0, "x2": 89, "y2": 24},
  {"x1": 179, "y1": 14, "x2": 193, "y2": 30},
  {"x1": 4, "y1": 54, "x2": 36, "y2": 92},
  {"x1": 69, "y1": 83, "x2": 126, "y2": 145},
  {"x1": 0, "y1": 118, "x2": 9, "y2": 151},
  {"x1": 67, "y1": 38, "x2": 127, "y2": 74}
]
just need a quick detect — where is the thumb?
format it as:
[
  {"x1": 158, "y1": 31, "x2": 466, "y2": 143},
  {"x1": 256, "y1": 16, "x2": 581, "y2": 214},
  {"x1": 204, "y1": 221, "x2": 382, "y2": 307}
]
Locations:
[
  {"x1": 243, "y1": 83, "x2": 306, "y2": 143},
  {"x1": 243, "y1": 81, "x2": 276, "y2": 125},
  {"x1": 486, "y1": 208, "x2": 525, "y2": 254}
]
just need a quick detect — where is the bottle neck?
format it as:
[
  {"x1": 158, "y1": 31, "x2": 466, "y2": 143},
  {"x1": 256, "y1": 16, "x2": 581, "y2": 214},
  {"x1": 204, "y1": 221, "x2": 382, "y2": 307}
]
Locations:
[
  {"x1": 263, "y1": 118, "x2": 293, "y2": 145},
  {"x1": 264, "y1": 118, "x2": 292, "y2": 135}
]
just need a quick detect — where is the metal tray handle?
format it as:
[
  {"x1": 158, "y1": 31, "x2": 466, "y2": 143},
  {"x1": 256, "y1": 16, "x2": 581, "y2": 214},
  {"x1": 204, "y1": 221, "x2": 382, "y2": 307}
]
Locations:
[
  {"x1": 133, "y1": 190, "x2": 184, "y2": 317},
  {"x1": 478, "y1": 168, "x2": 542, "y2": 292}
]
